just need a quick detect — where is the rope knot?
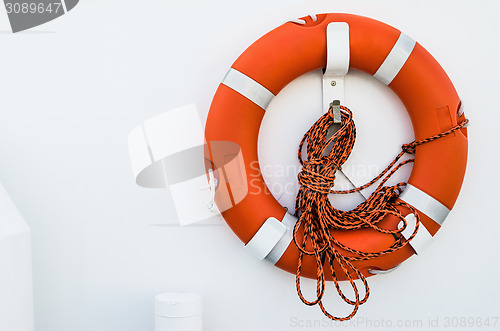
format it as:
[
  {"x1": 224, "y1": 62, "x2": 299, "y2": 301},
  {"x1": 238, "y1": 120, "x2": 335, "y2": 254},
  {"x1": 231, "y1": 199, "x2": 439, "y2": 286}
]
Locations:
[
  {"x1": 402, "y1": 142, "x2": 416, "y2": 154},
  {"x1": 297, "y1": 158, "x2": 338, "y2": 194}
]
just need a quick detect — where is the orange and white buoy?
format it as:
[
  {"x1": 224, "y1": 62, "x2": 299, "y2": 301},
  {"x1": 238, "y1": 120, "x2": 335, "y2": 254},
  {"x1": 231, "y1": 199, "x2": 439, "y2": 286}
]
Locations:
[{"x1": 205, "y1": 13, "x2": 467, "y2": 279}]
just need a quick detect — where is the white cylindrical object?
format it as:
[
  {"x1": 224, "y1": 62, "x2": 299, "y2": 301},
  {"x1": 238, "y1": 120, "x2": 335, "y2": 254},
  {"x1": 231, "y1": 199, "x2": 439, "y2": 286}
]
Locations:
[
  {"x1": 0, "y1": 183, "x2": 35, "y2": 331},
  {"x1": 155, "y1": 292, "x2": 202, "y2": 331}
]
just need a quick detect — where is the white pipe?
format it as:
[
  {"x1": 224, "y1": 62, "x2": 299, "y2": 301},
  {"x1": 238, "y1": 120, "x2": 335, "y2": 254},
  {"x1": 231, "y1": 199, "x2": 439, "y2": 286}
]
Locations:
[{"x1": 155, "y1": 292, "x2": 202, "y2": 331}]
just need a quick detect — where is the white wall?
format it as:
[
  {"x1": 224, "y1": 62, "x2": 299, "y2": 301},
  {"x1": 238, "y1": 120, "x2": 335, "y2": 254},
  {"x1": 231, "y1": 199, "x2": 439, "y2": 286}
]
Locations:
[{"x1": 0, "y1": 1, "x2": 499, "y2": 330}]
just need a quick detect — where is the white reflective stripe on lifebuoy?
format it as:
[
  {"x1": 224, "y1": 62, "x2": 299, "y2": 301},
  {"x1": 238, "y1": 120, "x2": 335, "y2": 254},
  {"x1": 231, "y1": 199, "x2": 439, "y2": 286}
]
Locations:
[
  {"x1": 222, "y1": 68, "x2": 275, "y2": 110},
  {"x1": 400, "y1": 213, "x2": 433, "y2": 255},
  {"x1": 266, "y1": 213, "x2": 298, "y2": 264},
  {"x1": 399, "y1": 184, "x2": 450, "y2": 226},
  {"x1": 245, "y1": 217, "x2": 287, "y2": 260},
  {"x1": 373, "y1": 33, "x2": 416, "y2": 85}
]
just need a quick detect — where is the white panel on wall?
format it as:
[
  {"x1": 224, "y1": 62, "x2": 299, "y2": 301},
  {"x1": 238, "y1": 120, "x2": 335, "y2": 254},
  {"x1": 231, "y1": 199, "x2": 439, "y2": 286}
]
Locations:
[{"x1": 0, "y1": 183, "x2": 34, "y2": 331}]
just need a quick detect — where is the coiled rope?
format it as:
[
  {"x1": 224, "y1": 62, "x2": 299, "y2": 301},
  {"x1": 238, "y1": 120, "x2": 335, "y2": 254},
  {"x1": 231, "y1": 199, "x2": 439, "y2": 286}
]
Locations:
[{"x1": 293, "y1": 105, "x2": 469, "y2": 320}]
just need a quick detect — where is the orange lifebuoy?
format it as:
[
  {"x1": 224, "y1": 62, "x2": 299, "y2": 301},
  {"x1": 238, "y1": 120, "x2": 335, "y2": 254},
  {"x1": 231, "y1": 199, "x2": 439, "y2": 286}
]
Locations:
[{"x1": 204, "y1": 13, "x2": 468, "y2": 281}]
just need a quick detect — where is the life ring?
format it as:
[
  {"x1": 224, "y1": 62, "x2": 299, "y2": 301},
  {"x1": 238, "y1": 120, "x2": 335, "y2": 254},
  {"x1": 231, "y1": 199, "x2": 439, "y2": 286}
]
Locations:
[{"x1": 204, "y1": 13, "x2": 468, "y2": 280}]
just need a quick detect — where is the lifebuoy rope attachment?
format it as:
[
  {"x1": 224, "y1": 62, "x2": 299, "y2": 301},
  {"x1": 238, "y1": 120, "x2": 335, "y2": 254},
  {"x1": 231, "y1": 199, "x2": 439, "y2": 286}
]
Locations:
[
  {"x1": 288, "y1": 14, "x2": 317, "y2": 25},
  {"x1": 367, "y1": 265, "x2": 400, "y2": 275},
  {"x1": 293, "y1": 105, "x2": 469, "y2": 321},
  {"x1": 206, "y1": 168, "x2": 218, "y2": 213},
  {"x1": 457, "y1": 100, "x2": 465, "y2": 117}
]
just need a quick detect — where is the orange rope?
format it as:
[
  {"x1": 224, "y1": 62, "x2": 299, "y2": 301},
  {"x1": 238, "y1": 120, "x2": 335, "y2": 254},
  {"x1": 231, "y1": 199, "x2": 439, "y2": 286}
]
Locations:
[{"x1": 294, "y1": 105, "x2": 469, "y2": 320}]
